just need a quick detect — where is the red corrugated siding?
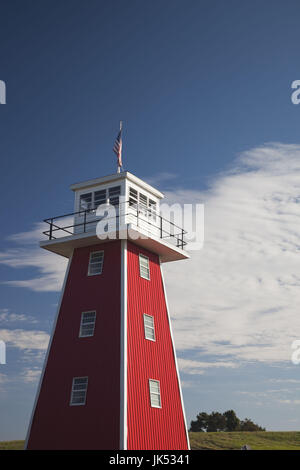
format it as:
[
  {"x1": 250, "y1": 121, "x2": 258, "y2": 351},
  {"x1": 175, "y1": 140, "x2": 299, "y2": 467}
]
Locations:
[
  {"x1": 127, "y1": 242, "x2": 188, "y2": 450},
  {"x1": 27, "y1": 241, "x2": 121, "y2": 450}
]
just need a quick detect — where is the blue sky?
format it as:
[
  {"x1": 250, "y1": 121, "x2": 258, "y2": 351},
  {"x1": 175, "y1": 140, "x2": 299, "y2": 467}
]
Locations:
[{"x1": 1, "y1": 0, "x2": 300, "y2": 440}]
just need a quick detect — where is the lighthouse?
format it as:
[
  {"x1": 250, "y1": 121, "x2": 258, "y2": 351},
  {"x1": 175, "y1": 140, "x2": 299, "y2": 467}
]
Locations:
[{"x1": 25, "y1": 170, "x2": 190, "y2": 450}]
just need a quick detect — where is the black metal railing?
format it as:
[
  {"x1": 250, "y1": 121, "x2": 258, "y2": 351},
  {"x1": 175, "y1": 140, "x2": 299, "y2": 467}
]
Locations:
[{"x1": 42, "y1": 201, "x2": 187, "y2": 249}]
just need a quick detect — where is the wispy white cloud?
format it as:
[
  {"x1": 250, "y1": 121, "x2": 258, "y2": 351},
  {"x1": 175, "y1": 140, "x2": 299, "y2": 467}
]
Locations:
[
  {"x1": 0, "y1": 373, "x2": 8, "y2": 392},
  {"x1": 268, "y1": 378, "x2": 300, "y2": 384},
  {"x1": 144, "y1": 172, "x2": 178, "y2": 186},
  {"x1": 181, "y1": 380, "x2": 197, "y2": 389},
  {"x1": 277, "y1": 399, "x2": 300, "y2": 405},
  {"x1": 20, "y1": 367, "x2": 42, "y2": 383},
  {"x1": 0, "y1": 373, "x2": 7, "y2": 384},
  {"x1": 0, "y1": 368, "x2": 42, "y2": 388},
  {"x1": 0, "y1": 329, "x2": 49, "y2": 351},
  {"x1": 164, "y1": 142, "x2": 300, "y2": 366},
  {"x1": 235, "y1": 389, "x2": 297, "y2": 397},
  {"x1": 0, "y1": 222, "x2": 68, "y2": 291},
  {"x1": 19, "y1": 349, "x2": 46, "y2": 363},
  {"x1": 0, "y1": 309, "x2": 38, "y2": 324},
  {"x1": 178, "y1": 358, "x2": 239, "y2": 375}
]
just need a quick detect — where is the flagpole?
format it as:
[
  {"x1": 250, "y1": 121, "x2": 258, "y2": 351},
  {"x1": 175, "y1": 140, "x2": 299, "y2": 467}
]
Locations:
[{"x1": 117, "y1": 120, "x2": 123, "y2": 174}]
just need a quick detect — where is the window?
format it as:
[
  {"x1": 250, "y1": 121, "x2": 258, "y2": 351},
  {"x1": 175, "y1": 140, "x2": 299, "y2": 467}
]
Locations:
[
  {"x1": 70, "y1": 377, "x2": 88, "y2": 406},
  {"x1": 149, "y1": 199, "x2": 157, "y2": 221},
  {"x1": 139, "y1": 254, "x2": 150, "y2": 280},
  {"x1": 139, "y1": 192, "x2": 148, "y2": 215},
  {"x1": 79, "y1": 186, "x2": 121, "y2": 212},
  {"x1": 129, "y1": 186, "x2": 157, "y2": 219},
  {"x1": 108, "y1": 185, "x2": 121, "y2": 206},
  {"x1": 79, "y1": 311, "x2": 96, "y2": 337},
  {"x1": 143, "y1": 314, "x2": 155, "y2": 341},
  {"x1": 80, "y1": 193, "x2": 92, "y2": 211},
  {"x1": 94, "y1": 189, "x2": 106, "y2": 207},
  {"x1": 88, "y1": 251, "x2": 104, "y2": 276},
  {"x1": 129, "y1": 187, "x2": 138, "y2": 207},
  {"x1": 149, "y1": 379, "x2": 161, "y2": 408},
  {"x1": 139, "y1": 193, "x2": 147, "y2": 207}
]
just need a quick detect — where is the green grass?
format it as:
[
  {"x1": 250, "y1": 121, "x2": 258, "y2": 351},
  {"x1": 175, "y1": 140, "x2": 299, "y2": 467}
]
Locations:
[
  {"x1": 0, "y1": 440, "x2": 25, "y2": 450},
  {"x1": 189, "y1": 431, "x2": 300, "y2": 450},
  {"x1": 1, "y1": 432, "x2": 300, "y2": 450}
]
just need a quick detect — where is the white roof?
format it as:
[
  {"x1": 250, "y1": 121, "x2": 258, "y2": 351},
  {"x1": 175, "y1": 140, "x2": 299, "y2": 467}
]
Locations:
[{"x1": 70, "y1": 171, "x2": 164, "y2": 199}]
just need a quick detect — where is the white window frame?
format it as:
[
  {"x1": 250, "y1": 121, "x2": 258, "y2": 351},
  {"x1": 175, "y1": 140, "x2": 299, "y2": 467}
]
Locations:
[
  {"x1": 79, "y1": 192, "x2": 93, "y2": 211},
  {"x1": 143, "y1": 314, "x2": 155, "y2": 342},
  {"x1": 149, "y1": 379, "x2": 162, "y2": 408},
  {"x1": 139, "y1": 254, "x2": 150, "y2": 280},
  {"x1": 129, "y1": 186, "x2": 138, "y2": 207},
  {"x1": 88, "y1": 250, "x2": 104, "y2": 276},
  {"x1": 139, "y1": 192, "x2": 148, "y2": 216},
  {"x1": 70, "y1": 376, "x2": 88, "y2": 406},
  {"x1": 128, "y1": 186, "x2": 158, "y2": 219},
  {"x1": 149, "y1": 198, "x2": 157, "y2": 221},
  {"x1": 108, "y1": 185, "x2": 121, "y2": 206},
  {"x1": 79, "y1": 311, "x2": 97, "y2": 338},
  {"x1": 94, "y1": 189, "x2": 107, "y2": 208},
  {"x1": 79, "y1": 186, "x2": 121, "y2": 211}
]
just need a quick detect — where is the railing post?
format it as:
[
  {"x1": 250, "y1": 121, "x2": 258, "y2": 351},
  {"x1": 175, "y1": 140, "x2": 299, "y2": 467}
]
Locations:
[
  {"x1": 49, "y1": 219, "x2": 53, "y2": 240},
  {"x1": 181, "y1": 229, "x2": 184, "y2": 249},
  {"x1": 83, "y1": 210, "x2": 87, "y2": 233},
  {"x1": 160, "y1": 216, "x2": 162, "y2": 238}
]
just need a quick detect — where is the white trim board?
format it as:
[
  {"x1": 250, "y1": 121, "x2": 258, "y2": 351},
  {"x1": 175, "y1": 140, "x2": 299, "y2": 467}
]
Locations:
[
  {"x1": 70, "y1": 171, "x2": 164, "y2": 200},
  {"x1": 119, "y1": 240, "x2": 128, "y2": 449}
]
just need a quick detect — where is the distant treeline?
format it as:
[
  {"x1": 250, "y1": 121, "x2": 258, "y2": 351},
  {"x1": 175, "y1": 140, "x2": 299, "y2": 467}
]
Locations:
[{"x1": 190, "y1": 410, "x2": 265, "y2": 432}]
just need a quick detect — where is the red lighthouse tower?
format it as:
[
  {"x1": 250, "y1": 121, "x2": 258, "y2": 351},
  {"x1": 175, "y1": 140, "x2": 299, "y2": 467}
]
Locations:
[{"x1": 25, "y1": 171, "x2": 190, "y2": 450}]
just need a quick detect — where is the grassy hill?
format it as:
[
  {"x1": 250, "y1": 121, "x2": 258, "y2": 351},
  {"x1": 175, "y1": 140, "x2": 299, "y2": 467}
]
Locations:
[
  {"x1": 189, "y1": 431, "x2": 300, "y2": 450},
  {"x1": 0, "y1": 441, "x2": 25, "y2": 450},
  {"x1": 1, "y1": 432, "x2": 300, "y2": 450}
]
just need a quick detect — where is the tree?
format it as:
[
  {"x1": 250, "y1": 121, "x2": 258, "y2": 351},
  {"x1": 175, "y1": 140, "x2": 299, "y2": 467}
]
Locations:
[
  {"x1": 206, "y1": 412, "x2": 226, "y2": 432},
  {"x1": 189, "y1": 410, "x2": 265, "y2": 432},
  {"x1": 239, "y1": 418, "x2": 265, "y2": 432},
  {"x1": 224, "y1": 410, "x2": 240, "y2": 432},
  {"x1": 189, "y1": 412, "x2": 209, "y2": 432}
]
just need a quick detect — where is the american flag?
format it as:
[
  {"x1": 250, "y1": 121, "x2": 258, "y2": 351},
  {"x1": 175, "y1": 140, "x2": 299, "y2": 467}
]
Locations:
[{"x1": 113, "y1": 123, "x2": 123, "y2": 169}]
